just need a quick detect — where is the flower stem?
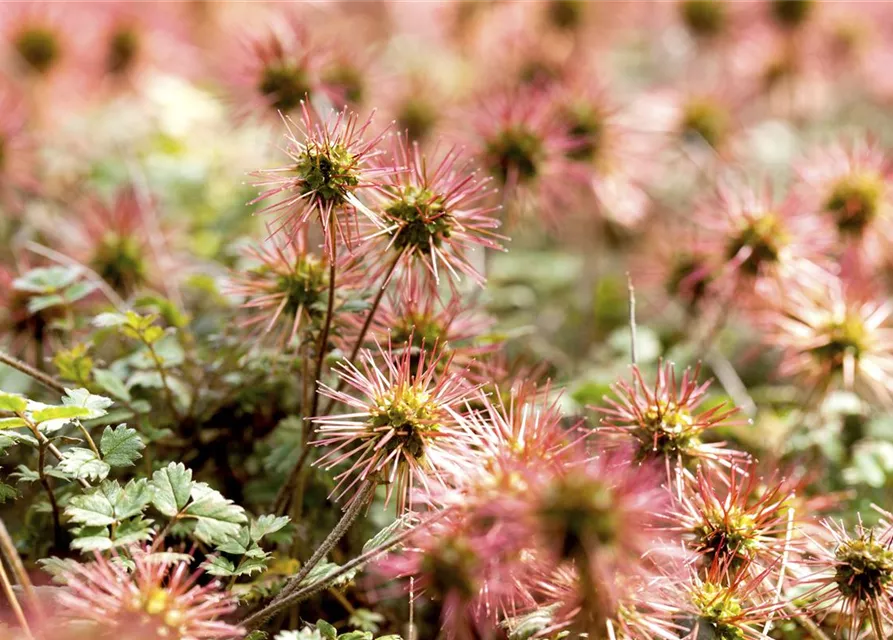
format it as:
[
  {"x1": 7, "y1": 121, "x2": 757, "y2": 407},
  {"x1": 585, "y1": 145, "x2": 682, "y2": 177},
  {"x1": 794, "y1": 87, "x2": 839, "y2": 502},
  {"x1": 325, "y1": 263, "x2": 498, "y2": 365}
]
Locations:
[
  {"x1": 0, "y1": 350, "x2": 66, "y2": 395},
  {"x1": 871, "y1": 602, "x2": 887, "y2": 640},
  {"x1": 273, "y1": 224, "x2": 344, "y2": 517},
  {"x1": 320, "y1": 249, "x2": 401, "y2": 416},
  {"x1": 242, "y1": 505, "x2": 448, "y2": 632},
  {"x1": 276, "y1": 481, "x2": 375, "y2": 602}
]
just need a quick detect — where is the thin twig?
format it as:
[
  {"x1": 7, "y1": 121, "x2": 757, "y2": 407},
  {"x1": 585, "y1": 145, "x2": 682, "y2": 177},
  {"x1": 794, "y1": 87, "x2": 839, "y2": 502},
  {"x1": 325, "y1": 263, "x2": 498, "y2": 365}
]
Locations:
[
  {"x1": 762, "y1": 507, "x2": 794, "y2": 636},
  {"x1": 782, "y1": 602, "x2": 833, "y2": 640},
  {"x1": 0, "y1": 556, "x2": 34, "y2": 640},
  {"x1": 0, "y1": 518, "x2": 40, "y2": 616},
  {"x1": 627, "y1": 273, "x2": 637, "y2": 366},
  {"x1": 0, "y1": 350, "x2": 66, "y2": 395},
  {"x1": 705, "y1": 350, "x2": 757, "y2": 419}
]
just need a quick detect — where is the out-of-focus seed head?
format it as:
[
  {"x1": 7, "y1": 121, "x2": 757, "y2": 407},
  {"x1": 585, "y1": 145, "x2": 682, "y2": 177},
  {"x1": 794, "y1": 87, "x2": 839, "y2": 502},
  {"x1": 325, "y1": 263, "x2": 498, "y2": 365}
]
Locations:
[
  {"x1": 680, "y1": 0, "x2": 728, "y2": 39},
  {"x1": 823, "y1": 171, "x2": 885, "y2": 236},
  {"x1": 14, "y1": 25, "x2": 61, "y2": 75},
  {"x1": 680, "y1": 97, "x2": 729, "y2": 148},
  {"x1": 485, "y1": 125, "x2": 545, "y2": 185},
  {"x1": 769, "y1": 0, "x2": 815, "y2": 30},
  {"x1": 258, "y1": 63, "x2": 312, "y2": 114},
  {"x1": 107, "y1": 26, "x2": 140, "y2": 76}
]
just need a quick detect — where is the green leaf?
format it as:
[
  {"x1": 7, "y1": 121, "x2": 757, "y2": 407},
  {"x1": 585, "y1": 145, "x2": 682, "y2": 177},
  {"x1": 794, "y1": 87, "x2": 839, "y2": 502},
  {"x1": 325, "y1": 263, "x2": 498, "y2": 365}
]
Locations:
[
  {"x1": 63, "y1": 281, "x2": 100, "y2": 303},
  {"x1": 38, "y1": 556, "x2": 82, "y2": 584},
  {"x1": 316, "y1": 621, "x2": 337, "y2": 640},
  {"x1": 250, "y1": 514, "x2": 290, "y2": 542},
  {"x1": 338, "y1": 633, "x2": 372, "y2": 640},
  {"x1": 0, "y1": 483, "x2": 17, "y2": 503},
  {"x1": 57, "y1": 448, "x2": 110, "y2": 482},
  {"x1": 26, "y1": 294, "x2": 66, "y2": 314},
  {"x1": 61, "y1": 388, "x2": 114, "y2": 417},
  {"x1": 0, "y1": 393, "x2": 27, "y2": 413},
  {"x1": 0, "y1": 418, "x2": 27, "y2": 429},
  {"x1": 362, "y1": 515, "x2": 411, "y2": 555},
  {"x1": 202, "y1": 555, "x2": 237, "y2": 577},
  {"x1": 66, "y1": 479, "x2": 151, "y2": 528},
  {"x1": 183, "y1": 483, "x2": 247, "y2": 545},
  {"x1": 150, "y1": 463, "x2": 194, "y2": 517},
  {"x1": 93, "y1": 368, "x2": 131, "y2": 402},
  {"x1": 301, "y1": 561, "x2": 356, "y2": 589},
  {"x1": 31, "y1": 405, "x2": 92, "y2": 429},
  {"x1": 348, "y1": 610, "x2": 384, "y2": 634},
  {"x1": 113, "y1": 517, "x2": 154, "y2": 547},
  {"x1": 13, "y1": 266, "x2": 81, "y2": 294},
  {"x1": 100, "y1": 425, "x2": 144, "y2": 467},
  {"x1": 93, "y1": 312, "x2": 128, "y2": 328}
]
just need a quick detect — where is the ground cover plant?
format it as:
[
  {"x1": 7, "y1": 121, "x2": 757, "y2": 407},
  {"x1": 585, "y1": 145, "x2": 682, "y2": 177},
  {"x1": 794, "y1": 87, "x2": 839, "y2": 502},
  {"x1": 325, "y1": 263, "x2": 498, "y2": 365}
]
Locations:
[{"x1": 2, "y1": 1, "x2": 893, "y2": 639}]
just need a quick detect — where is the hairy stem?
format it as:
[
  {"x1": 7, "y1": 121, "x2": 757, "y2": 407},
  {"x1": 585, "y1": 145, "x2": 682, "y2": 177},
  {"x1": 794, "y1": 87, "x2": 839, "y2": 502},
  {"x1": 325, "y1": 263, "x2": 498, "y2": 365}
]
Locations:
[
  {"x1": 273, "y1": 223, "x2": 340, "y2": 516},
  {"x1": 242, "y1": 506, "x2": 448, "y2": 632},
  {"x1": 277, "y1": 481, "x2": 375, "y2": 602},
  {"x1": 0, "y1": 350, "x2": 66, "y2": 395}
]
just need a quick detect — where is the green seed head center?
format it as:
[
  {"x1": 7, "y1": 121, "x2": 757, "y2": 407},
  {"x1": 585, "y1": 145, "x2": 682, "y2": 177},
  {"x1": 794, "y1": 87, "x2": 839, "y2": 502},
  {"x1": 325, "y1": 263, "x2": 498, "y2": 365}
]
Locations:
[
  {"x1": 385, "y1": 186, "x2": 452, "y2": 254},
  {"x1": 295, "y1": 143, "x2": 359, "y2": 204},
  {"x1": 835, "y1": 537, "x2": 893, "y2": 599}
]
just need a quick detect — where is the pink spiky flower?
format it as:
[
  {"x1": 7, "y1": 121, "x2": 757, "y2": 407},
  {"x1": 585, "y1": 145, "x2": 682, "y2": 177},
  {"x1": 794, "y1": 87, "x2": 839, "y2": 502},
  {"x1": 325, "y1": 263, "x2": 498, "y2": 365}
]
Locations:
[
  {"x1": 798, "y1": 519, "x2": 893, "y2": 639},
  {"x1": 598, "y1": 362, "x2": 747, "y2": 479},
  {"x1": 533, "y1": 447, "x2": 678, "y2": 619},
  {"x1": 766, "y1": 275, "x2": 893, "y2": 407},
  {"x1": 250, "y1": 103, "x2": 395, "y2": 256},
  {"x1": 668, "y1": 465, "x2": 792, "y2": 577},
  {"x1": 530, "y1": 563, "x2": 682, "y2": 640},
  {"x1": 473, "y1": 87, "x2": 582, "y2": 224},
  {"x1": 698, "y1": 181, "x2": 832, "y2": 300},
  {"x1": 374, "y1": 508, "x2": 529, "y2": 640},
  {"x1": 0, "y1": 84, "x2": 37, "y2": 212},
  {"x1": 227, "y1": 232, "x2": 360, "y2": 350},
  {"x1": 57, "y1": 545, "x2": 242, "y2": 640},
  {"x1": 653, "y1": 559, "x2": 787, "y2": 640},
  {"x1": 364, "y1": 137, "x2": 504, "y2": 288},
  {"x1": 226, "y1": 17, "x2": 324, "y2": 122},
  {"x1": 795, "y1": 138, "x2": 892, "y2": 263},
  {"x1": 311, "y1": 339, "x2": 478, "y2": 513}
]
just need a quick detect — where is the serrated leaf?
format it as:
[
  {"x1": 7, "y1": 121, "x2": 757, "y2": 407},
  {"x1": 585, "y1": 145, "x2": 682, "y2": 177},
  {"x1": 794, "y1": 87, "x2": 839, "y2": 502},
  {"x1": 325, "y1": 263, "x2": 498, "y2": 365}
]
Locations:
[
  {"x1": 39, "y1": 556, "x2": 82, "y2": 584},
  {"x1": 66, "y1": 479, "x2": 151, "y2": 527},
  {"x1": 113, "y1": 517, "x2": 154, "y2": 547},
  {"x1": 202, "y1": 556, "x2": 237, "y2": 577},
  {"x1": 338, "y1": 633, "x2": 372, "y2": 640},
  {"x1": 71, "y1": 534, "x2": 114, "y2": 552},
  {"x1": 93, "y1": 369, "x2": 131, "y2": 402},
  {"x1": 362, "y1": 515, "x2": 412, "y2": 554},
  {"x1": 150, "y1": 463, "x2": 194, "y2": 517},
  {"x1": 184, "y1": 483, "x2": 247, "y2": 545},
  {"x1": 100, "y1": 425, "x2": 144, "y2": 467},
  {"x1": 0, "y1": 393, "x2": 28, "y2": 413},
  {"x1": 250, "y1": 514, "x2": 290, "y2": 542},
  {"x1": 57, "y1": 448, "x2": 110, "y2": 482},
  {"x1": 61, "y1": 388, "x2": 114, "y2": 417}
]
